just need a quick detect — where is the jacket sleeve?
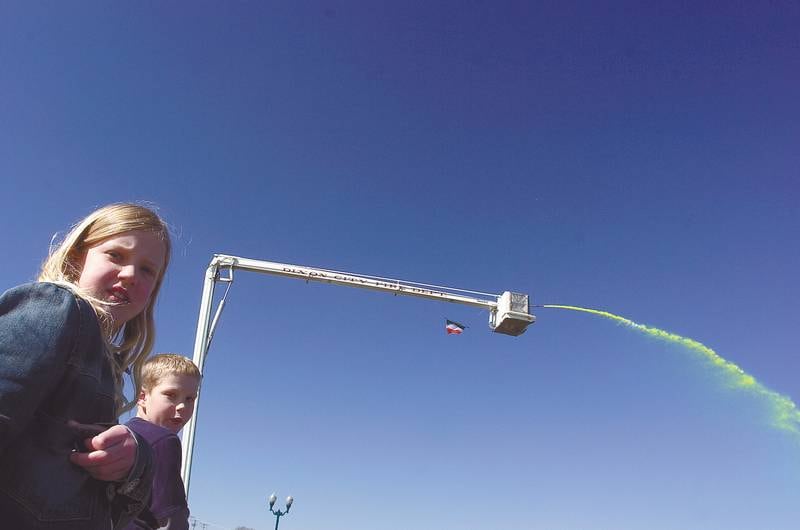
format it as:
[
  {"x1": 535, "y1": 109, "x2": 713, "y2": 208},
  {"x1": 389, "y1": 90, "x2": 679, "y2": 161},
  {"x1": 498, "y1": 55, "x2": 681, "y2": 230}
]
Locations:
[
  {"x1": 112, "y1": 427, "x2": 155, "y2": 529},
  {"x1": 0, "y1": 282, "x2": 79, "y2": 453}
]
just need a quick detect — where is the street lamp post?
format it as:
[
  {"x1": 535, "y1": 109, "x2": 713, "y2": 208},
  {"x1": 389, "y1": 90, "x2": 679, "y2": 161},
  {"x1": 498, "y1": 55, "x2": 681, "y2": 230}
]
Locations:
[{"x1": 268, "y1": 493, "x2": 294, "y2": 530}]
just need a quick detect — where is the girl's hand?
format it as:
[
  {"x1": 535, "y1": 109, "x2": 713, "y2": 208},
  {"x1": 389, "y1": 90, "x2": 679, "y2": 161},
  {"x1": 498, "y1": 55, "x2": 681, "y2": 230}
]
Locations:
[{"x1": 69, "y1": 424, "x2": 137, "y2": 482}]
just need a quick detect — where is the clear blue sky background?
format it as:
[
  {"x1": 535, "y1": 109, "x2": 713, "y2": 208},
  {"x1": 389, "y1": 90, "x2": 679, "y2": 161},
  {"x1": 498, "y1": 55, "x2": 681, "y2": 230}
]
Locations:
[{"x1": 2, "y1": 2, "x2": 799, "y2": 529}]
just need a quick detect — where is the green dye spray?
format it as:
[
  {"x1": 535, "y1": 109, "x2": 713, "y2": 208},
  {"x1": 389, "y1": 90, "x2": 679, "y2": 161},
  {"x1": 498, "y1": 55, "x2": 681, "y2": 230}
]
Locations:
[{"x1": 541, "y1": 304, "x2": 800, "y2": 438}]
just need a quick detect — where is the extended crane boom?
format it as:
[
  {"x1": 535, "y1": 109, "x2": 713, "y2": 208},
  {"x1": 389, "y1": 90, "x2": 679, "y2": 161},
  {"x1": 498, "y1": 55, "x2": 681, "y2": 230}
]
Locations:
[{"x1": 180, "y1": 254, "x2": 535, "y2": 493}]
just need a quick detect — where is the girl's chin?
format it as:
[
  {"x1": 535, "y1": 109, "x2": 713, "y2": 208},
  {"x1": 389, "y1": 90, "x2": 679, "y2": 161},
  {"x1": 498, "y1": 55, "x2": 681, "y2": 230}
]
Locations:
[{"x1": 109, "y1": 309, "x2": 134, "y2": 328}]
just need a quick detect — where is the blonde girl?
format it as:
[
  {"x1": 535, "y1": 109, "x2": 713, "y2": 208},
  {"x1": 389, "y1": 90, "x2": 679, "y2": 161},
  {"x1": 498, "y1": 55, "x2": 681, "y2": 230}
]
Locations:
[{"x1": 0, "y1": 203, "x2": 172, "y2": 529}]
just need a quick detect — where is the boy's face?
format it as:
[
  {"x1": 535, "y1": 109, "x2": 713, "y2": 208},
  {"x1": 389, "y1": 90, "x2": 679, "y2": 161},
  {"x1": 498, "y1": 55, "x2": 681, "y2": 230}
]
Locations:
[{"x1": 137, "y1": 374, "x2": 200, "y2": 434}]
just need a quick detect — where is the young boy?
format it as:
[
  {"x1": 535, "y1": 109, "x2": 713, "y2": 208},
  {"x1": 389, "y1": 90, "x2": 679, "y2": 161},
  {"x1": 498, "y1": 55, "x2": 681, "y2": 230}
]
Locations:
[{"x1": 123, "y1": 354, "x2": 201, "y2": 530}]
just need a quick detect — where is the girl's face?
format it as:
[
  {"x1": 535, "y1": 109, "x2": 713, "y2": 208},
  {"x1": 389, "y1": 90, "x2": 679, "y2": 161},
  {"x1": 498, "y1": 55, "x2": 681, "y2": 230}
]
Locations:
[{"x1": 77, "y1": 230, "x2": 167, "y2": 327}]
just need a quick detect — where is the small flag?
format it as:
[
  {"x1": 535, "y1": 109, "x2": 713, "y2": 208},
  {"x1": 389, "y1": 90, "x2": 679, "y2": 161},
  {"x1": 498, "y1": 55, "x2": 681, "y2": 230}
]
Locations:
[{"x1": 446, "y1": 319, "x2": 466, "y2": 335}]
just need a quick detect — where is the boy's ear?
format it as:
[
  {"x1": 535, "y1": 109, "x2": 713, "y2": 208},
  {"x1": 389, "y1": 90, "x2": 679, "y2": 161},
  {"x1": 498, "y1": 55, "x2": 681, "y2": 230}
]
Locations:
[{"x1": 137, "y1": 388, "x2": 148, "y2": 407}]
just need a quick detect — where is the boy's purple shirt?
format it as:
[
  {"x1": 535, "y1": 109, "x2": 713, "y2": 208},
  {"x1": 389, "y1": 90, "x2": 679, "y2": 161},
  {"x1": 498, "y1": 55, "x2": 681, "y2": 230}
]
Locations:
[{"x1": 122, "y1": 417, "x2": 190, "y2": 530}]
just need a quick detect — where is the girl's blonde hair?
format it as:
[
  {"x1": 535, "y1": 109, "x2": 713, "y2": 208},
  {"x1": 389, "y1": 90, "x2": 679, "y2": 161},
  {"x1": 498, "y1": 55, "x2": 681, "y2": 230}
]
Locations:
[{"x1": 38, "y1": 203, "x2": 172, "y2": 415}]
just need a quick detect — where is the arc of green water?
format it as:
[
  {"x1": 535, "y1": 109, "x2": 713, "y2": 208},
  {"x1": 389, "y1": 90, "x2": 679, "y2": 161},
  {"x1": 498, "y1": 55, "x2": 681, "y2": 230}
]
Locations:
[{"x1": 541, "y1": 304, "x2": 800, "y2": 438}]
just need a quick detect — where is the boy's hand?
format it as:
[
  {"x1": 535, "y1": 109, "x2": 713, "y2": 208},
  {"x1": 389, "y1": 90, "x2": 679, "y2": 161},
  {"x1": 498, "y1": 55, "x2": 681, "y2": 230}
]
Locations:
[{"x1": 69, "y1": 423, "x2": 137, "y2": 482}]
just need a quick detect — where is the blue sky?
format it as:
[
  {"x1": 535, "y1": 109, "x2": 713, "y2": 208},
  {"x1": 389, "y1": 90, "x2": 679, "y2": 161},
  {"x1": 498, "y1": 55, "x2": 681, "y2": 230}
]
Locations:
[{"x1": 2, "y1": 2, "x2": 799, "y2": 529}]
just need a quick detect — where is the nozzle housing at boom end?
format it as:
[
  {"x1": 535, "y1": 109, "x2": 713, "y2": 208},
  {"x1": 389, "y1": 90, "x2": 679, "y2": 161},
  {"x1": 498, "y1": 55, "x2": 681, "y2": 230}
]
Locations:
[{"x1": 491, "y1": 291, "x2": 535, "y2": 336}]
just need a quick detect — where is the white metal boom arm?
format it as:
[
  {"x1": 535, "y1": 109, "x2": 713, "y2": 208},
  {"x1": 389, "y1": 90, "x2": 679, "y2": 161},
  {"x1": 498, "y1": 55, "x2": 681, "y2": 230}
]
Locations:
[{"x1": 180, "y1": 254, "x2": 535, "y2": 494}]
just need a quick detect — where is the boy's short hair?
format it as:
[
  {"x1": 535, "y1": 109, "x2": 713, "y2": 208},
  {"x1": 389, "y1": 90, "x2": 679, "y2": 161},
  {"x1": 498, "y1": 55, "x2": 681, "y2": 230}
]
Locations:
[{"x1": 141, "y1": 353, "x2": 201, "y2": 390}]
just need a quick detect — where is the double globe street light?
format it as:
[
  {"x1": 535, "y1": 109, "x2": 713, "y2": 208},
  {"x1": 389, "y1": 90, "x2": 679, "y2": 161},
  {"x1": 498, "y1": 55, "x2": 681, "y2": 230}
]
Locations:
[{"x1": 268, "y1": 493, "x2": 294, "y2": 530}]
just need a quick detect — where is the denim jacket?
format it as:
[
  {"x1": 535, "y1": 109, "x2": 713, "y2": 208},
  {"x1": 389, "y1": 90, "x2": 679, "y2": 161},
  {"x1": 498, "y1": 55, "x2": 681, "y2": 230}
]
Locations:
[{"x1": 0, "y1": 282, "x2": 153, "y2": 529}]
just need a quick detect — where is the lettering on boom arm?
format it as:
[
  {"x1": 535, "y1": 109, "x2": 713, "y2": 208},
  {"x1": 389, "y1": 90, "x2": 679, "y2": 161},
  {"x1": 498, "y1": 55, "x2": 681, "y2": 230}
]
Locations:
[{"x1": 281, "y1": 267, "x2": 449, "y2": 299}]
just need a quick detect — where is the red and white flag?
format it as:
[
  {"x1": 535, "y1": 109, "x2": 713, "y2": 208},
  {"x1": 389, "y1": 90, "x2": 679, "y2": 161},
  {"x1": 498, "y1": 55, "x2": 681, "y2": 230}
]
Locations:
[{"x1": 445, "y1": 319, "x2": 466, "y2": 335}]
